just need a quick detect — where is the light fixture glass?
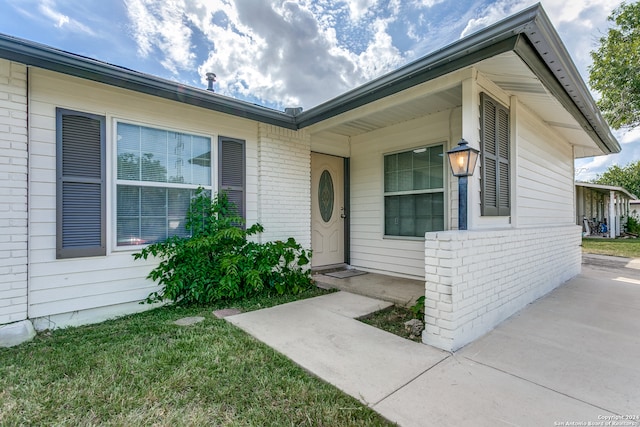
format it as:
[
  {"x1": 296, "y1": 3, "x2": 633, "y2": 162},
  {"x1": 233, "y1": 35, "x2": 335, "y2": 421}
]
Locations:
[{"x1": 447, "y1": 139, "x2": 479, "y2": 177}]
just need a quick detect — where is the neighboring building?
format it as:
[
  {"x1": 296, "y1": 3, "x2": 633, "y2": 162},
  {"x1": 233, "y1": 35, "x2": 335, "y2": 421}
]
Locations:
[
  {"x1": 576, "y1": 182, "x2": 636, "y2": 238},
  {"x1": 0, "y1": 4, "x2": 620, "y2": 350}
]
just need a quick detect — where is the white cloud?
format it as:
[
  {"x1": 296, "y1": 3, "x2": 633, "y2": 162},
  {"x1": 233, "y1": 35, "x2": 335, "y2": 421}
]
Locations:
[
  {"x1": 460, "y1": 0, "x2": 529, "y2": 38},
  {"x1": 119, "y1": 0, "x2": 626, "y2": 124},
  {"x1": 575, "y1": 127, "x2": 640, "y2": 181},
  {"x1": 122, "y1": 0, "x2": 405, "y2": 108},
  {"x1": 619, "y1": 128, "x2": 640, "y2": 146},
  {"x1": 414, "y1": 0, "x2": 446, "y2": 8},
  {"x1": 539, "y1": 0, "x2": 623, "y2": 77},
  {"x1": 460, "y1": 0, "x2": 622, "y2": 72},
  {"x1": 354, "y1": 18, "x2": 403, "y2": 80},
  {"x1": 37, "y1": 0, "x2": 94, "y2": 34},
  {"x1": 124, "y1": 0, "x2": 196, "y2": 75},
  {"x1": 345, "y1": 0, "x2": 378, "y2": 21}
]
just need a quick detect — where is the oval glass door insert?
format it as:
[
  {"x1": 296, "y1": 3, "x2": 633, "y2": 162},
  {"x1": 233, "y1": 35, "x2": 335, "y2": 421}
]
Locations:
[{"x1": 318, "y1": 170, "x2": 334, "y2": 222}]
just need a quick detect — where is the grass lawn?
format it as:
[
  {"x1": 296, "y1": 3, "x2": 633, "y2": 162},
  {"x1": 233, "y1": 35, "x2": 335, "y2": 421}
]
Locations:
[
  {"x1": 359, "y1": 305, "x2": 421, "y2": 343},
  {"x1": 0, "y1": 288, "x2": 392, "y2": 427},
  {"x1": 582, "y1": 237, "x2": 640, "y2": 258}
]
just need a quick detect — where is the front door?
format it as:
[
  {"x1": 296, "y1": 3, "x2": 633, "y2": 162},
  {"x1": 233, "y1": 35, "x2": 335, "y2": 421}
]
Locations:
[{"x1": 311, "y1": 153, "x2": 345, "y2": 267}]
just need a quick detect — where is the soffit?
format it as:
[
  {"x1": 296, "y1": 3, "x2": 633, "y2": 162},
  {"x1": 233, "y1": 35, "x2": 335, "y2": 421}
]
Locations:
[
  {"x1": 475, "y1": 52, "x2": 604, "y2": 158},
  {"x1": 308, "y1": 51, "x2": 606, "y2": 158},
  {"x1": 310, "y1": 86, "x2": 462, "y2": 137}
]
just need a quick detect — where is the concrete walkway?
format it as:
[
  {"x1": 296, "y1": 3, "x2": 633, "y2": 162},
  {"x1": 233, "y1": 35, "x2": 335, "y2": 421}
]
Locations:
[{"x1": 227, "y1": 263, "x2": 640, "y2": 426}]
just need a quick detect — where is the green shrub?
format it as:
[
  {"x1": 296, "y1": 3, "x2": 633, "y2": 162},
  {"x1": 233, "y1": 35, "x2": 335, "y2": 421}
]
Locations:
[
  {"x1": 627, "y1": 213, "x2": 640, "y2": 234},
  {"x1": 133, "y1": 189, "x2": 312, "y2": 305},
  {"x1": 409, "y1": 295, "x2": 425, "y2": 319}
]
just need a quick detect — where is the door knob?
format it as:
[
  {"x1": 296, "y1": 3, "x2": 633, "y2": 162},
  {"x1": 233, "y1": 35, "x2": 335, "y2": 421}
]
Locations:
[{"x1": 340, "y1": 207, "x2": 347, "y2": 219}]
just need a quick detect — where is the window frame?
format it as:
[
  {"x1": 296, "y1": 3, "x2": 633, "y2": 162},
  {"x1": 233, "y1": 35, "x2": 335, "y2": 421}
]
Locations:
[
  {"x1": 111, "y1": 119, "x2": 216, "y2": 251},
  {"x1": 382, "y1": 143, "x2": 446, "y2": 239}
]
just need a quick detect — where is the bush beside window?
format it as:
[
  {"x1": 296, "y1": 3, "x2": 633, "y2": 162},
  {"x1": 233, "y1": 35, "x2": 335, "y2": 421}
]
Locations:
[{"x1": 134, "y1": 189, "x2": 312, "y2": 304}]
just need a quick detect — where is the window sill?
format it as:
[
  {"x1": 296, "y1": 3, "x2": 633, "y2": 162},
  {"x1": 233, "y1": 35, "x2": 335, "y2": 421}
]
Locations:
[{"x1": 112, "y1": 243, "x2": 147, "y2": 252}]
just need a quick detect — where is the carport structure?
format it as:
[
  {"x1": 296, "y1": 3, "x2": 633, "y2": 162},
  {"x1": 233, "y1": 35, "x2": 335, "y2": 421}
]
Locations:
[{"x1": 576, "y1": 182, "x2": 636, "y2": 238}]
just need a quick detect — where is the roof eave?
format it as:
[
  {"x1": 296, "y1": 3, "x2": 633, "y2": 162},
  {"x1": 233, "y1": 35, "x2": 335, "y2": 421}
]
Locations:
[
  {"x1": 576, "y1": 181, "x2": 637, "y2": 199},
  {"x1": 296, "y1": 5, "x2": 540, "y2": 129},
  {"x1": 0, "y1": 34, "x2": 298, "y2": 130},
  {"x1": 0, "y1": 4, "x2": 622, "y2": 154},
  {"x1": 296, "y1": 3, "x2": 620, "y2": 156},
  {"x1": 515, "y1": 7, "x2": 620, "y2": 154}
]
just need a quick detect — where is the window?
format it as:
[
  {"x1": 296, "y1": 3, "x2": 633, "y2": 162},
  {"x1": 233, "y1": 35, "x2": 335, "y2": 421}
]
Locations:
[
  {"x1": 384, "y1": 145, "x2": 445, "y2": 237},
  {"x1": 480, "y1": 93, "x2": 510, "y2": 216},
  {"x1": 116, "y1": 122, "x2": 213, "y2": 246},
  {"x1": 56, "y1": 108, "x2": 106, "y2": 259}
]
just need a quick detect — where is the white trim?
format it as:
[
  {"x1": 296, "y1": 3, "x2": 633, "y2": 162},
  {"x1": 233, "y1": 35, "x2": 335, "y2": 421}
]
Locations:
[
  {"x1": 461, "y1": 76, "x2": 479, "y2": 229},
  {"x1": 509, "y1": 95, "x2": 518, "y2": 228},
  {"x1": 114, "y1": 180, "x2": 210, "y2": 190},
  {"x1": 384, "y1": 188, "x2": 444, "y2": 196}
]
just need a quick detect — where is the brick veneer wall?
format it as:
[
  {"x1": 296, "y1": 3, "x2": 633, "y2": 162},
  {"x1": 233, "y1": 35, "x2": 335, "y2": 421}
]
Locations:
[
  {"x1": 423, "y1": 225, "x2": 581, "y2": 351},
  {"x1": 257, "y1": 123, "x2": 311, "y2": 249},
  {"x1": 0, "y1": 60, "x2": 28, "y2": 325}
]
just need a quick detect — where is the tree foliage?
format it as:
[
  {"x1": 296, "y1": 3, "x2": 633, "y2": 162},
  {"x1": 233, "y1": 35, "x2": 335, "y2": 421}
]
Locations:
[
  {"x1": 133, "y1": 189, "x2": 312, "y2": 305},
  {"x1": 589, "y1": 1, "x2": 640, "y2": 130},
  {"x1": 593, "y1": 160, "x2": 640, "y2": 197}
]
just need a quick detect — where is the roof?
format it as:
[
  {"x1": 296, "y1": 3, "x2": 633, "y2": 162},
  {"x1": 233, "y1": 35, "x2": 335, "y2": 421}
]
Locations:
[
  {"x1": 0, "y1": 33, "x2": 298, "y2": 130},
  {"x1": 0, "y1": 3, "x2": 619, "y2": 156},
  {"x1": 576, "y1": 182, "x2": 637, "y2": 200}
]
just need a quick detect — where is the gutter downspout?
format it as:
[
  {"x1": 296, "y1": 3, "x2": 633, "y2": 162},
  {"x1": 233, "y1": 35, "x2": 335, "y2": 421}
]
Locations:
[{"x1": 25, "y1": 65, "x2": 30, "y2": 320}]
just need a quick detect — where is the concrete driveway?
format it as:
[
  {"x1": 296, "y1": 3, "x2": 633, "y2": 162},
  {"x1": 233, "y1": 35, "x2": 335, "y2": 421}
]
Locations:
[{"x1": 227, "y1": 261, "x2": 640, "y2": 426}]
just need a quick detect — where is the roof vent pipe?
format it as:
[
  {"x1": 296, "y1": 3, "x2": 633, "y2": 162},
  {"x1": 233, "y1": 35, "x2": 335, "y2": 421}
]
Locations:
[{"x1": 206, "y1": 72, "x2": 216, "y2": 92}]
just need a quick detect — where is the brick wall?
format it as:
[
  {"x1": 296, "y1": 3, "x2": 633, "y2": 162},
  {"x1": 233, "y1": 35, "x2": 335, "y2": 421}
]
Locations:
[
  {"x1": 0, "y1": 60, "x2": 28, "y2": 325},
  {"x1": 423, "y1": 225, "x2": 581, "y2": 351},
  {"x1": 257, "y1": 123, "x2": 311, "y2": 248}
]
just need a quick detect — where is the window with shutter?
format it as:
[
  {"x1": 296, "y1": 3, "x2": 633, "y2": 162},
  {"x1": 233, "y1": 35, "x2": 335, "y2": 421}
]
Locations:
[
  {"x1": 56, "y1": 108, "x2": 106, "y2": 258},
  {"x1": 218, "y1": 137, "x2": 245, "y2": 219},
  {"x1": 480, "y1": 93, "x2": 510, "y2": 216},
  {"x1": 114, "y1": 122, "x2": 213, "y2": 246}
]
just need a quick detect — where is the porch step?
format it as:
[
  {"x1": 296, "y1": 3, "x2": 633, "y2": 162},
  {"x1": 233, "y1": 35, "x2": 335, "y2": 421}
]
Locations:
[
  {"x1": 313, "y1": 271, "x2": 423, "y2": 308},
  {"x1": 311, "y1": 263, "x2": 348, "y2": 275}
]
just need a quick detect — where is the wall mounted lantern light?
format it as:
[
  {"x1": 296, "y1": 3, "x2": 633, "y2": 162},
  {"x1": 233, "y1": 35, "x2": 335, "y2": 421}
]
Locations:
[{"x1": 447, "y1": 138, "x2": 479, "y2": 230}]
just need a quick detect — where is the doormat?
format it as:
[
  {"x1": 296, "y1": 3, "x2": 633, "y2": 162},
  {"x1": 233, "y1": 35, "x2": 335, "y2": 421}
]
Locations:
[{"x1": 324, "y1": 270, "x2": 368, "y2": 279}]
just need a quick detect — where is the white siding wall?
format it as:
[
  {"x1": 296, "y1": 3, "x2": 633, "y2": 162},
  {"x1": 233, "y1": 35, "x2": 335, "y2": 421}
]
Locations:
[
  {"x1": 0, "y1": 60, "x2": 28, "y2": 325},
  {"x1": 257, "y1": 124, "x2": 311, "y2": 248},
  {"x1": 467, "y1": 81, "x2": 574, "y2": 229},
  {"x1": 349, "y1": 109, "x2": 461, "y2": 279},
  {"x1": 516, "y1": 106, "x2": 574, "y2": 226},
  {"x1": 310, "y1": 131, "x2": 350, "y2": 158},
  {"x1": 26, "y1": 69, "x2": 268, "y2": 328}
]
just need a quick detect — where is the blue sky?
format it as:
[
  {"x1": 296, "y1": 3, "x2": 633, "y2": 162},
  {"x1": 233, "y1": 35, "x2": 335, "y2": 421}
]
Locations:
[{"x1": 1, "y1": 0, "x2": 637, "y2": 181}]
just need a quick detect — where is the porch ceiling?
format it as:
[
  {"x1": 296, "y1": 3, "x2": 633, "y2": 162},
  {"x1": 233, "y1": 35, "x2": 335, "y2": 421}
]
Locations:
[
  {"x1": 475, "y1": 52, "x2": 603, "y2": 159},
  {"x1": 307, "y1": 52, "x2": 605, "y2": 159},
  {"x1": 308, "y1": 85, "x2": 462, "y2": 137}
]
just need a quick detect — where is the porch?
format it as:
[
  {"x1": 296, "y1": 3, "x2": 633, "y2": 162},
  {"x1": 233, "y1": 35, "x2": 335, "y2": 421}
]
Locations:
[
  {"x1": 576, "y1": 182, "x2": 636, "y2": 238},
  {"x1": 312, "y1": 267, "x2": 423, "y2": 308}
]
